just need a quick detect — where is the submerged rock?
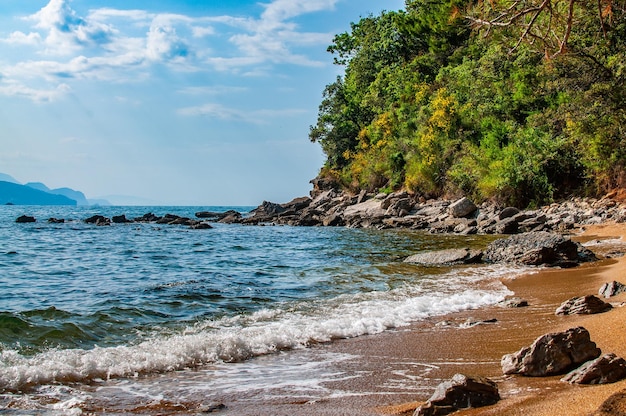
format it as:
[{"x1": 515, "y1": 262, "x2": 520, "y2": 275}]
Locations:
[
  {"x1": 414, "y1": 374, "x2": 500, "y2": 416},
  {"x1": 16, "y1": 215, "x2": 36, "y2": 223},
  {"x1": 501, "y1": 326, "x2": 601, "y2": 376}
]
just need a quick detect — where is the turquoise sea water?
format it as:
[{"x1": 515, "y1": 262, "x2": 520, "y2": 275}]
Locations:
[{"x1": 0, "y1": 205, "x2": 518, "y2": 414}]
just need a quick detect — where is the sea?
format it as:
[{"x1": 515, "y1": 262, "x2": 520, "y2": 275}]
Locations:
[{"x1": 0, "y1": 205, "x2": 525, "y2": 415}]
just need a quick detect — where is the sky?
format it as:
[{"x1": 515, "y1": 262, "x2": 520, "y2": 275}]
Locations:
[{"x1": 0, "y1": 0, "x2": 406, "y2": 206}]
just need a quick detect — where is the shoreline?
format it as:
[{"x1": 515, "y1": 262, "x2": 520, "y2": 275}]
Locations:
[
  {"x1": 377, "y1": 223, "x2": 626, "y2": 415},
  {"x1": 238, "y1": 223, "x2": 626, "y2": 416}
]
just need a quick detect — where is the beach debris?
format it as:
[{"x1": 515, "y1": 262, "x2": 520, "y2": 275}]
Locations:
[
  {"x1": 15, "y1": 215, "x2": 36, "y2": 223},
  {"x1": 483, "y1": 231, "x2": 597, "y2": 267},
  {"x1": 561, "y1": 353, "x2": 626, "y2": 384},
  {"x1": 448, "y1": 197, "x2": 477, "y2": 218},
  {"x1": 599, "y1": 281, "x2": 626, "y2": 298},
  {"x1": 501, "y1": 326, "x2": 601, "y2": 377},
  {"x1": 404, "y1": 248, "x2": 483, "y2": 266},
  {"x1": 497, "y1": 297, "x2": 529, "y2": 308},
  {"x1": 414, "y1": 373, "x2": 500, "y2": 416},
  {"x1": 555, "y1": 295, "x2": 613, "y2": 315}
]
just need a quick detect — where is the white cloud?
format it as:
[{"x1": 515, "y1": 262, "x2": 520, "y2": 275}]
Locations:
[
  {"x1": 1, "y1": 31, "x2": 42, "y2": 46},
  {"x1": 0, "y1": 0, "x2": 336, "y2": 102},
  {"x1": 0, "y1": 80, "x2": 70, "y2": 102},
  {"x1": 178, "y1": 103, "x2": 307, "y2": 124}
]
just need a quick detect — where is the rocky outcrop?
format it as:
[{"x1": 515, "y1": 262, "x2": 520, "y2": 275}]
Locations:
[
  {"x1": 501, "y1": 327, "x2": 601, "y2": 376},
  {"x1": 561, "y1": 353, "x2": 626, "y2": 384},
  {"x1": 15, "y1": 215, "x2": 36, "y2": 223},
  {"x1": 414, "y1": 374, "x2": 500, "y2": 416},
  {"x1": 404, "y1": 248, "x2": 483, "y2": 265},
  {"x1": 85, "y1": 215, "x2": 111, "y2": 226},
  {"x1": 555, "y1": 295, "x2": 613, "y2": 315},
  {"x1": 599, "y1": 281, "x2": 626, "y2": 298},
  {"x1": 483, "y1": 232, "x2": 596, "y2": 267},
  {"x1": 243, "y1": 191, "x2": 626, "y2": 233}
]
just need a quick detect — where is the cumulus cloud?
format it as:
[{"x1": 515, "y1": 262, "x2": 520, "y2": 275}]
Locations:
[{"x1": 0, "y1": 0, "x2": 336, "y2": 102}]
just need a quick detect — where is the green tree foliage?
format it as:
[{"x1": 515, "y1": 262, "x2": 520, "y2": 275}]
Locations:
[{"x1": 309, "y1": 0, "x2": 626, "y2": 207}]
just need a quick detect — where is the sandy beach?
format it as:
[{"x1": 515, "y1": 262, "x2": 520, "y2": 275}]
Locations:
[
  {"x1": 378, "y1": 223, "x2": 626, "y2": 416},
  {"x1": 258, "y1": 223, "x2": 626, "y2": 416}
]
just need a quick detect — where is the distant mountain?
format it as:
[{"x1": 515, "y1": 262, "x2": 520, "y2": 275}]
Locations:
[
  {"x1": 0, "y1": 173, "x2": 19, "y2": 184},
  {"x1": 0, "y1": 181, "x2": 77, "y2": 205},
  {"x1": 25, "y1": 182, "x2": 90, "y2": 205}
]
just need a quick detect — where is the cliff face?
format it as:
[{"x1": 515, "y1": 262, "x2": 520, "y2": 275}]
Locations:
[{"x1": 0, "y1": 181, "x2": 77, "y2": 205}]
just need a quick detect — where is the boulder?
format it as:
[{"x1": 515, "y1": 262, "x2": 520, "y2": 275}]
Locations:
[
  {"x1": 494, "y1": 217, "x2": 519, "y2": 234},
  {"x1": 112, "y1": 214, "x2": 131, "y2": 224},
  {"x1": 134, "y1": 212, "x2": 161, "y2": 222},
  {"x1": 501, "y1": 327, "x2": 601, "y2": 376},
  {"x1": 555, "y1": 295, "x2": 613, "y2": 315},
  {"x1": 499, "y1": 207, "x2": 521, "y2": 220},
  {"x1": 404, "y1": 248, "x2": 483, "y2": 265},
  {"x1": 414, "y1": 374, "x2": 500, "y2": 416},
  {"x1": 16, "y1": 215, "x2": 36, "y2": 223},
  {"x1": 448, "y1": 197, "x2": 477, "y2": 218},
  {"x1": 599, "y1": 281, "x2": 626, "y2": 298},
  {"x1": 47, "y1": 217, "x2": 65, "y2": 224},
  {"x1": 85, "y1": 215, "x2": 110, "y2": 225},
  {"x1": 484, "y1": 232, "x2": 596, "y2": 267},
  {"x1": 561, "y1": 353, "x2": 626, "y2": 384}
]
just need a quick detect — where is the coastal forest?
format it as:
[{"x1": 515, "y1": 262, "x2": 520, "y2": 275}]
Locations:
[{"x1": 309, "y1": 0, "x2": 626, "y2": 208}]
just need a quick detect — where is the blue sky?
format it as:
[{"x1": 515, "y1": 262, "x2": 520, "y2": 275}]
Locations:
[{"x1": 0, "y1": 0, "x2": 405, "y2": 205}]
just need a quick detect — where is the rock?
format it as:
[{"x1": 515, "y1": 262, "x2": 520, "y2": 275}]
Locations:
[
  {"x1": 16, "y1": 215, "x2": 36, "y2": 223},
  {"x1": 134, "y1": 212, "x2": 161, "y2": 222},
  {"x1": 555, "y1": 295, "x2": 613, "y2": 315},
  {"x1": 404, "y1": 248, "x2": 483, "y2": 265},
  {"x1": 199, "y1": 401, "x2": 227, "y2": 413},
  {"x1": 218, "y1": 211, "x2": 243, "y2": 224},
  {"x1": 112, "y1": 214, "x2": 131, "y2": 224},
  {"x1": 599, "y1": 281, "x2": 626, "y2": 298},
  {"x1": 499, "y1": 207, "x2": 521, "y2": 220},
  {"x1": 591, "y1": 390, "x2": 626, "y2": 416},
  {"x1": 47, "y1": 217, "x2": 65, "y2": 223},
  {"x1": 460, "y1": 318, "x2": 498, "y2": 328},
  {"x1": 483, "y1": 231, "x2": 596, "y2": 267},
  {"x1": 448, "y1": 197, "x2": 477, "y2": 218},
  {"x1": 250, "y1": 201, "x2": 285, "y2": 218},
  {"x1": 85, "y1": 215, "x2": 110, "y2": 225},
  {"x1": 190, "y1": 222, "x2": 213, "y2": 230},
  {"x1": 414, "y1": 374, "x2": 500, "y2": 416},
  {"x1": 561, "y1": 353, "x2": 626, "y2": 384},
  {"x1": 494, "y1": 217, "x2": 519, "y2": 234},
  {"x1": 497, "y1": 297, "x2": 529, "y2": 308},
  {"x1": 501, "y1": 326, "x2": 601, "y2": 376},
  {"x1": 343, "y1": 197, "x2": 386, "y2": 219}
]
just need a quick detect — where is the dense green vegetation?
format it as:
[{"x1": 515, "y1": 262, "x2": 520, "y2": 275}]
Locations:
[{"x1": 309, "y1": 0, "x2": 626, "y2": 207}]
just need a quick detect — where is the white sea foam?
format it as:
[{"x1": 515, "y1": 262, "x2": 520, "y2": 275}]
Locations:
[{"x1": 0, "y1": 264, "x2": 518, "y2": 392}]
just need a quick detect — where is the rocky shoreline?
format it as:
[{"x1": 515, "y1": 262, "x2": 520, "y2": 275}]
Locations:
[{"x1": 234, "y1": 189, "x2": 626, "y2": 237}]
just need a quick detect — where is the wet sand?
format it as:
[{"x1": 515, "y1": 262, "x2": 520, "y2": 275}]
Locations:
[{"x1": 245, "y1": 224, "x2": 626, "y2": 416}]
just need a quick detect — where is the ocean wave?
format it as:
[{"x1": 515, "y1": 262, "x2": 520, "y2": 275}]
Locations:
[{"x1": 0, "y1": 264, "x2": 517, "y2": 392}]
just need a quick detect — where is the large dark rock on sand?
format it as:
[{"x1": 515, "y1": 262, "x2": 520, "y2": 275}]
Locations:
[
  {"x1": 484, "y1": 231, "x2": 596, "y2": 267},
  {"x1": 501, "y1": 327, "x2": 601, "y2": 376},
  {"x1": 404, "y1": 248, "x2": 483, "y2": 265},
  {"x1": 555, "y1": 295, "x2": 613, "y2": 315},
  {"x1": 414, "y1": 374, "x2": 500, "y2": 416},
  {"x1": 562, "y1": 353, "x2": 626, "y2": 384},
  {"x1": 599, "y1": 281, "x2": 626, "y2": 298},
  {"x1": 16, "y1": 215, "x2": 36, "y2": 223}
]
